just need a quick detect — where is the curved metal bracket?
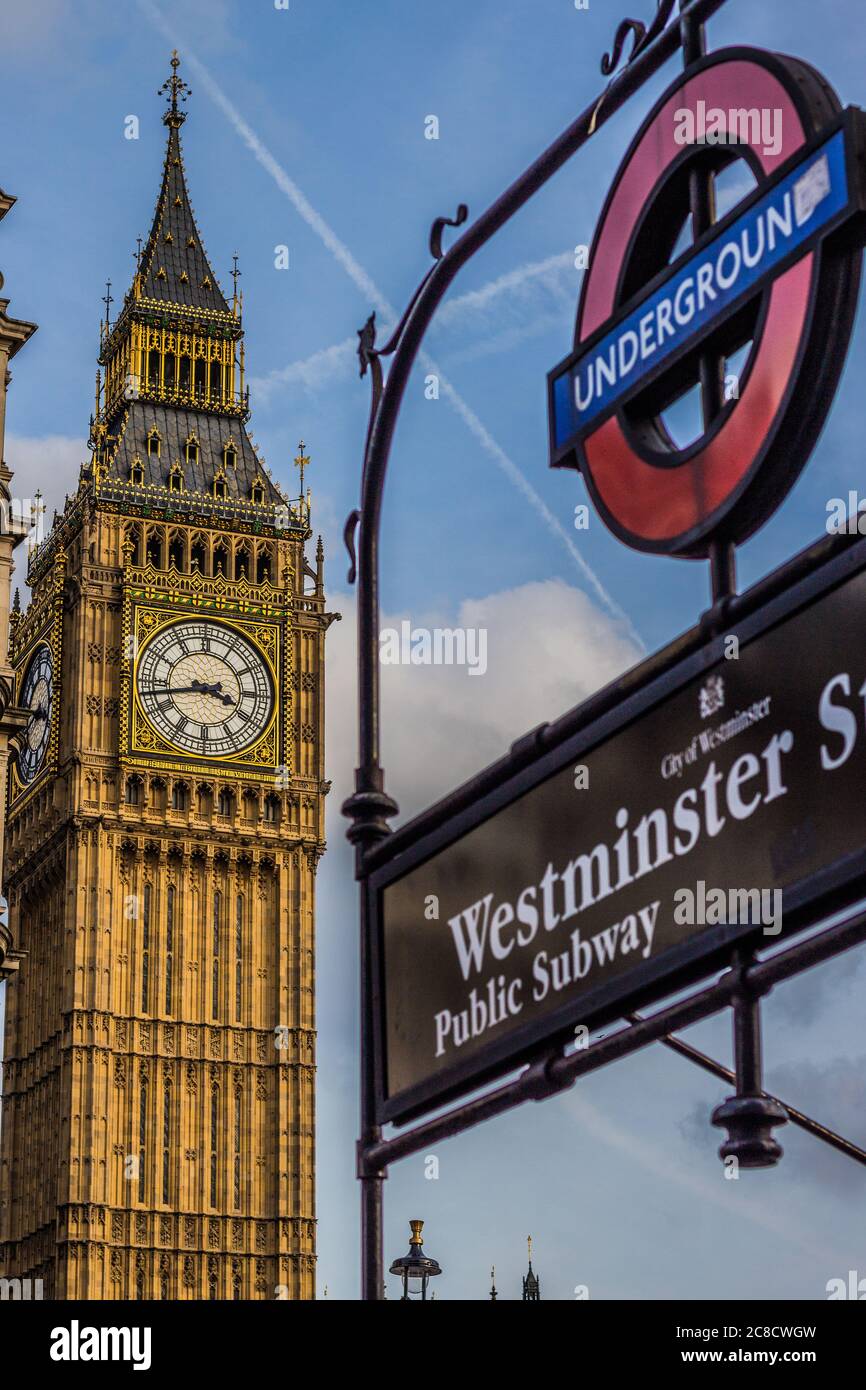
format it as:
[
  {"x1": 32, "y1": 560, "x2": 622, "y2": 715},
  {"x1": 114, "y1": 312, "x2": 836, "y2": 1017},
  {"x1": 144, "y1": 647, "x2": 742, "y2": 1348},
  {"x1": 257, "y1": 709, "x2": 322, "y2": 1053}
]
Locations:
[
  {"x1": 357, "y1": 312, "x2": 379, "y2": 381},
  {"x1": 429, "y1": 203, "x2": 469, "y2": 261},
  {"x1": 348, "y1": 219, "x2": 465, "y2": 587},
  {"x1": 344, "y1": 509, "x2": 360, "y2": 585},
  {"x1": 601, "y1": 0, "x2": 677, "y2": 75}
]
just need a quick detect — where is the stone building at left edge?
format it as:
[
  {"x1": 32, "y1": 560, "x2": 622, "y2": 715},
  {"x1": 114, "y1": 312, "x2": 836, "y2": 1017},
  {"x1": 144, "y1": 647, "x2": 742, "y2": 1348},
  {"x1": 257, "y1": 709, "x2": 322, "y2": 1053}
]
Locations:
[{"x1": 0, "y1": 185, "x2": 37, "y2": 977}]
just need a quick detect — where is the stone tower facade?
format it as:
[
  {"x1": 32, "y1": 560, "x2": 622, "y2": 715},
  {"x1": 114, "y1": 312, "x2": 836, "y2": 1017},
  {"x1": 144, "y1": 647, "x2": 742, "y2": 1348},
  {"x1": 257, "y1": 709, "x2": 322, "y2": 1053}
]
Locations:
[
  {"x1": 0, "y1": 55, "x2": 331, "y2": 1300},
  {"x1": 0, "y1": 182, "x2": 37, "y2": 979}
]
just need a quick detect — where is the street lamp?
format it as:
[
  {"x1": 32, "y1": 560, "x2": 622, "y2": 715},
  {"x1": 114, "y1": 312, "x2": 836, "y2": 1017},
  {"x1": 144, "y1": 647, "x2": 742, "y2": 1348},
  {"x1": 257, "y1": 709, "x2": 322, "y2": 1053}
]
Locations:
[{"x1": 389, "y1": 1220, "x2": 442, "y2": 1300}]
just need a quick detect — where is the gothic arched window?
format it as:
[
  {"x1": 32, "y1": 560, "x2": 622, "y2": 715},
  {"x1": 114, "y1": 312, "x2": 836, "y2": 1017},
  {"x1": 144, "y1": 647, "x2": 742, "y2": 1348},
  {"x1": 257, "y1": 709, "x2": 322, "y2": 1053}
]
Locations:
[
  {"x1": 162, "y1": 1082, "x2": 173, "y2": 1204},
  {"x1": 235, "y1": 895, "x2": 244, "y2": 1023},
  {"x1": 138, "y1": 1077, "x2": 148, "y2": 1204},
  {"x1": 146, "y1": 529, "x2": 164, "y2": 569},
  {"x1": 190, "y1": 536, "x2": 207, "y2": 574},
  {"x1": 212, "y1": 890, "x2": 222, "y2": 1019},
  {"x1": 256, "y1": 547, "x2": 274, "y2": 585},
  {"x1": 233, "y1": 1089, "x2": 242, "y2": 1211},
  {"x1": 210, "y1": 1086, "x2": 219, "y2": 1208},
  {"x1": 141, "y1": 882, "x2": 152, "y2": 1013},
  {"x1": 235, "y1": 545, "x2": 250, "y2": 581},
  {"x1": 168, "y1": 532, "x2": 185, "y2": 571},
  {"x1": 213, "y1": 541, "x2": 229, "y2": 579},
  {"x1": 165, "y1": 884, "x2": 175, "y2": 1016}
]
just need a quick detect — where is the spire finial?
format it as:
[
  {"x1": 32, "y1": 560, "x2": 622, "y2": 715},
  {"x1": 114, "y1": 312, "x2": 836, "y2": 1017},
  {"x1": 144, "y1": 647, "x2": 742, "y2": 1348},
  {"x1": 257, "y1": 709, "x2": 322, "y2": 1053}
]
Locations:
[
  {"x1": 489, "y1": 1266, "x2": 498, "y2": 1301},
  {"x1": 527, "y1": 1234, "x2": 532, "y2": 1265},
  {"x1": 231, "y1": 252, "x2": 242, "y2": 311},
  {"x1": 294, "y1": 440, "x2": 310, "y2": 498},
  {"x1": 31, "y1": 491, "x2": 45, "y2": 552},
  {"x1": 101, "y1": 279, "x2": 113, "y2": 340},
  {"x1": 159, "y1": 50, "x2": 191, "y2": 127}
]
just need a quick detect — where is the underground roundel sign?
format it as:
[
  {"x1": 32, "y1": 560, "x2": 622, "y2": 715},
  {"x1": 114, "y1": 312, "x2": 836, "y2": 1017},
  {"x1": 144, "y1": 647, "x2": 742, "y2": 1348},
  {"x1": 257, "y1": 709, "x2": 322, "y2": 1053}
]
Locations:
[{"x1": 548, "y1": 47, "x2": 866, "y2": 557}]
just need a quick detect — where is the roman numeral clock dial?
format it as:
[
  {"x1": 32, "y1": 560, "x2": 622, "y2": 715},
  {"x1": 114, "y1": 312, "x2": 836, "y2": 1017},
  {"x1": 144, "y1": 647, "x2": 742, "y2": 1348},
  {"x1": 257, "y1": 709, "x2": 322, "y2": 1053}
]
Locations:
[
  {"x1": 17, "y1": 644, "x2": 53, "y2": 785},
  {"x1": 135, "y1": 620, "x2": 274, "y2": 758}
]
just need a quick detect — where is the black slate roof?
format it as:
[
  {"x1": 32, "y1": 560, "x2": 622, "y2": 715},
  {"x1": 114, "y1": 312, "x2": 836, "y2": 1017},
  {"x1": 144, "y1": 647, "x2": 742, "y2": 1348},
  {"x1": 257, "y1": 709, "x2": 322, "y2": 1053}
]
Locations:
[
  {"x1": 107, "y1": 401, "x2": 282, "y2": 502},
  {"x1": 138, "y1": 124, "x2": 231, "y2": 314}
]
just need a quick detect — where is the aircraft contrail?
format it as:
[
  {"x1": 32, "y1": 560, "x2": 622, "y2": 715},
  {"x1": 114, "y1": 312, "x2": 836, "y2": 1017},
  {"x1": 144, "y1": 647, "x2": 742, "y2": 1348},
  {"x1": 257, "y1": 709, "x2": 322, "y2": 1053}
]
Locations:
[{"x1": 137, "y1": 0, "x2": 643, "y2": 646}]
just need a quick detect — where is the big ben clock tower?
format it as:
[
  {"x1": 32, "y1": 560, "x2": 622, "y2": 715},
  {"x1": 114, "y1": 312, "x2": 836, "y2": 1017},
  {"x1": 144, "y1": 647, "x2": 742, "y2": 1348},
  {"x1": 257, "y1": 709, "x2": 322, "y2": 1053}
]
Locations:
[{"x1": 0, "y1": 55, "x2": 333, "y2": 1300}]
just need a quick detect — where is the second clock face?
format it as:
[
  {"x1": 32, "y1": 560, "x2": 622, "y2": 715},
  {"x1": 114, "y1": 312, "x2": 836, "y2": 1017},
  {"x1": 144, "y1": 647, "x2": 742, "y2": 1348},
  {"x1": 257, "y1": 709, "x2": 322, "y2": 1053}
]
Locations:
[
  {"x1": 136, "y1": 620, "x2": 274, "y2": 758},
  {"x1": 18, "y1": 643, "x2": 53, "y2": 784}
]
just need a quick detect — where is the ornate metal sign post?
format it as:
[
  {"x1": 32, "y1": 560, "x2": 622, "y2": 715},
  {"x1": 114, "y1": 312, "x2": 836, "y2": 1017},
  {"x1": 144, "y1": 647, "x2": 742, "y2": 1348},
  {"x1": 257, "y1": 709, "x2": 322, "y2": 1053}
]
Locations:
[{"x1": 344, "y1": 0, "x2": 866, "y2": 1299}]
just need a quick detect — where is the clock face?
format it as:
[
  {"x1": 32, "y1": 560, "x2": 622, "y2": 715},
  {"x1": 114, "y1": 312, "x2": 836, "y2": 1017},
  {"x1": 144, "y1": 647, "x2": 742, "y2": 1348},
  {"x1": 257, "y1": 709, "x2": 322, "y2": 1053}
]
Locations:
[
  {"x1": 18, "y1": 644, "x2": 53, "y2": 784},
  {"x1": 136, "y1": 620, "x2": 274, "y2": 758}
]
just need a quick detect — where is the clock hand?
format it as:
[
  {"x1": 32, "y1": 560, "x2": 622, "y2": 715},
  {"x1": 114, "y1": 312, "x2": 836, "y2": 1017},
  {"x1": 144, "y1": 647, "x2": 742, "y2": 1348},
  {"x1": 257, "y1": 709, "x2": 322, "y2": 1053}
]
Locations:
[{"x1": 153, "y1": 682, "x2": 235, "y2": 707}]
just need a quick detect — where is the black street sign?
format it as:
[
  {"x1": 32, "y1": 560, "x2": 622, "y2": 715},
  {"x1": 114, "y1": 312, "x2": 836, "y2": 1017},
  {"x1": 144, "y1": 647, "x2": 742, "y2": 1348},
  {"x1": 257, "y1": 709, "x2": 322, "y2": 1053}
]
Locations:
[{"x1": 371, "y1": 536, "x2": 866, "y2": 1123}]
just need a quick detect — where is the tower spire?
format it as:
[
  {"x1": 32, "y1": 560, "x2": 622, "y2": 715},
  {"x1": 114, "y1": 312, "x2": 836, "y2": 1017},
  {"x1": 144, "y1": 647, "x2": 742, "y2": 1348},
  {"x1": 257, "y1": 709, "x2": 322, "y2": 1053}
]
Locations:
[
  {"x1": 91, "y1": 57, "x2": 283, "y2": 509},
  {"x1": 131, "y1": 58, "x2": 229, "y2": 315}
]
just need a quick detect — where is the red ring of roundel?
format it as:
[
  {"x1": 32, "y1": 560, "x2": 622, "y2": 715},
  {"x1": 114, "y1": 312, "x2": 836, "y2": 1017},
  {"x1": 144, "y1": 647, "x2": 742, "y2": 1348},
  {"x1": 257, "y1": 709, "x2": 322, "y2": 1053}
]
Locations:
[{"x1": 577, "y1": 57, "x2": 811, "y2": 551}]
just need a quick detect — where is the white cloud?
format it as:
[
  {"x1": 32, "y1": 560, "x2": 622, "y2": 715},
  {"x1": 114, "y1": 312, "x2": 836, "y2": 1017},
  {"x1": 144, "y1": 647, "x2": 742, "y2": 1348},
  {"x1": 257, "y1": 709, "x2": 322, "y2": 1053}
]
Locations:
[
  {"x1": 0, "y1": 0, "x2": 76, "y2": 54},
  {"x1": 6, "y1": 435, "x2": 85, "y2": 558},
  {"x1": 325, "y1": 577, "x2": 642, "y2": 828}
]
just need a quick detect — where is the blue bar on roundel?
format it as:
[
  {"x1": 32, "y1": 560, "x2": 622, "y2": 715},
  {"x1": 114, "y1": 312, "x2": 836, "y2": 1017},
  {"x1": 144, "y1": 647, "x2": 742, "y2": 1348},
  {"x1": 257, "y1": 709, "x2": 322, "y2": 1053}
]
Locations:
[{"x1": 551, "y1": 126, "x2": 851, "y2": 453}]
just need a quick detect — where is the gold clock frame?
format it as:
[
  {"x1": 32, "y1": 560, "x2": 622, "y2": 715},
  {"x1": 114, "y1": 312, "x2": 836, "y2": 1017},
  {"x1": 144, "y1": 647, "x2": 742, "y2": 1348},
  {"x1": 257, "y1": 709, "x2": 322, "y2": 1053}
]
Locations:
[{"x1": 126, "y1": 604, "x2": 281, "y2": 771}]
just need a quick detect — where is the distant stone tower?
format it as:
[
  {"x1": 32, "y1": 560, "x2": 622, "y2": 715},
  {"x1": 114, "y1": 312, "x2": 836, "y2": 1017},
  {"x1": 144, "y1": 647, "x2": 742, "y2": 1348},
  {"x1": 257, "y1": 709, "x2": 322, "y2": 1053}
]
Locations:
[
  {"x1": 0, "y1": 54, "x2": 333, "y2": 1300},
  {"x1": 522, "y1": 1236, "x2": 540, "y2": 1301}
]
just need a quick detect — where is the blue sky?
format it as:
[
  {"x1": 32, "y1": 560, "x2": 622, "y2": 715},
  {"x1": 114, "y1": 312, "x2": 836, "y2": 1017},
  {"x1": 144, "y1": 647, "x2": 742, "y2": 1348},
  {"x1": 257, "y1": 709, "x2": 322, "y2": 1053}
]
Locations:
[{"x1": 3, "y1": 0, "x2": 866, "y2": 1300}]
